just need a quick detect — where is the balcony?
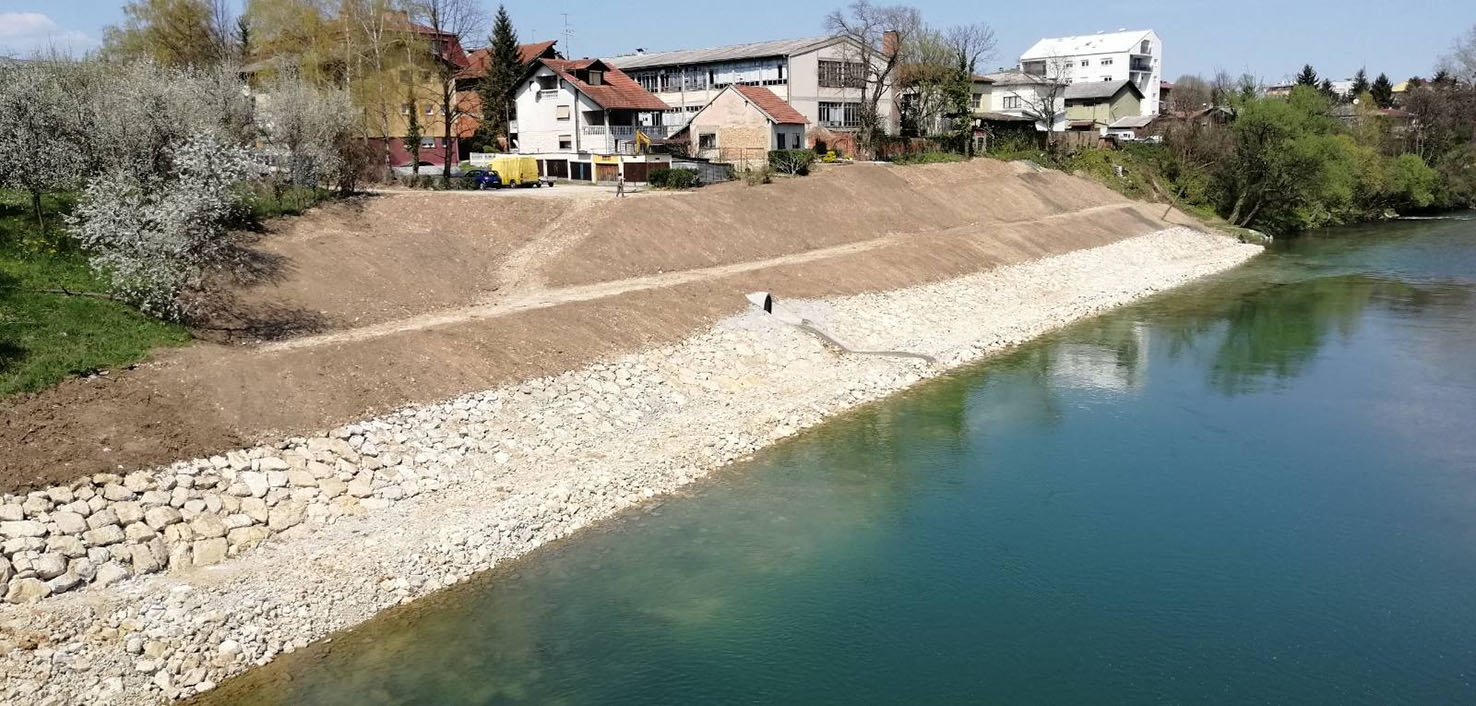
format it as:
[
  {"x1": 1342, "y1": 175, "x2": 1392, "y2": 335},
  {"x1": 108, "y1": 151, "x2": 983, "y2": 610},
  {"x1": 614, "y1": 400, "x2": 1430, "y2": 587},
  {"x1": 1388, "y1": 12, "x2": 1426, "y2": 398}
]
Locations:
[{"x1": 579, "y1": 125, "x2": 670, "y2": 139}]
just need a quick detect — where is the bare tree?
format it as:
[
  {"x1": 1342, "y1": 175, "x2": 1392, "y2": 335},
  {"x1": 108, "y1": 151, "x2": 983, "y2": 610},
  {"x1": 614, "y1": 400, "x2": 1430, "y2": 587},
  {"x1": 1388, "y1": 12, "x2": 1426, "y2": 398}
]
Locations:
[
  {"x1": 824, "y1": 1, "x2": 922, "y2": 157},
  {"x1": 1439, "y1": 24, "x2": 1476, "y2": 83},
  {"x1": 1170, "y1": 74, "x2": 1211, "y2": 113},
  {"x1": 408, "y1": 0, "x2": 486, "y2": 179},
  {"x1": 1011, "y1": 55, "x2": 1069, "y2": 138},
  {"x1": 944, "y1": 22, "x2": 995, "y2": 74}
]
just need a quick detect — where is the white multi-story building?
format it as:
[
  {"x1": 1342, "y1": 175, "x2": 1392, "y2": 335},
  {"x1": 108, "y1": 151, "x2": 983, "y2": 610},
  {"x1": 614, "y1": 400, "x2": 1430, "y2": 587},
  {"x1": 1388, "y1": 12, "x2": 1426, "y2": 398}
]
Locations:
[
  {"x1": 510, "y1": 57, "x2": 673, "y2": 182},
  {"x1": 606, "y1": 35, "x2": 895, "y2": 135},
  {"x1": 1018, "y1": 29, "x2": 1163, "y2": 116}
]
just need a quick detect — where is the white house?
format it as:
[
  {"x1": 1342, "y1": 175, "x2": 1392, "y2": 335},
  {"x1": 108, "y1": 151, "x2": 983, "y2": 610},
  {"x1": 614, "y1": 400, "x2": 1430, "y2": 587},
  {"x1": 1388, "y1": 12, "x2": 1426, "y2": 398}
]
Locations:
[
  {"x1": 973, "y1": 71, "x2": 1067, "y2": 132},
  {"x1": 606, "y1": 35, "x2": 896, "y2": 136},
  {"x1": 511, "y1": 57, "x2": 673, "y2": 183},
  {"x1": 1019, "y1": 29, "x2": 1163, "y2": 116}
]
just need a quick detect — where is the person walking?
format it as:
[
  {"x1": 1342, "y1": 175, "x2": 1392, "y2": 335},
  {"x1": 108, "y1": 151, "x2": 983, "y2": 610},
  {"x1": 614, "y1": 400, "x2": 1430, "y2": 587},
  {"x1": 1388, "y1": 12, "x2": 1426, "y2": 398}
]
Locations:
[{"x1": 616, "y1": 173, "x2": 626, "y2": 198}]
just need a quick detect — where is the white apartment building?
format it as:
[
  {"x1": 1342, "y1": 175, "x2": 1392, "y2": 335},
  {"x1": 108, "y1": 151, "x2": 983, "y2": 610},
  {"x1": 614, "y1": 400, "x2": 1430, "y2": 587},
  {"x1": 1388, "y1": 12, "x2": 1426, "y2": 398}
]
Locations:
[
  {"x1": 1019, "y1": 29, "x2": 1163, "y2": 116},
  {"x1": 606, "y1": 35, "x2": 895, "y2": 134}
]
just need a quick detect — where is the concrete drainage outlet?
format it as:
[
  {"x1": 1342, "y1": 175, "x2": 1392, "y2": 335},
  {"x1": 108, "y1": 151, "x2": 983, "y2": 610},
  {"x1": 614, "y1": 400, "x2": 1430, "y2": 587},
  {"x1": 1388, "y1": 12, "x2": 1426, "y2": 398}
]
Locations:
[{"x1": 746, "y1": 292, "x2": 937, "y2": 365}]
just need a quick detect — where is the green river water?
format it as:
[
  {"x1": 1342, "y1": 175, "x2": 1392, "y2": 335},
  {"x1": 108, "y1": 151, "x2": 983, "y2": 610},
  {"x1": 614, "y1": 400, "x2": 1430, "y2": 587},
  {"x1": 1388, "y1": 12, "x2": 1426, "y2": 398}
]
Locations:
[{"x1": 200, "y1": 215, "x2": 1476, "y2": 705}]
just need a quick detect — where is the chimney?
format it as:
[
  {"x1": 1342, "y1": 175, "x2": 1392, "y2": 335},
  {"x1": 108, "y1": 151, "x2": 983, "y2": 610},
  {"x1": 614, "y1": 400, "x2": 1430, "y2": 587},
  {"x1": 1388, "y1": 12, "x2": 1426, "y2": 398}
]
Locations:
[{"x1": 882, "y1": 30, "x2": 900, "y2": 57}]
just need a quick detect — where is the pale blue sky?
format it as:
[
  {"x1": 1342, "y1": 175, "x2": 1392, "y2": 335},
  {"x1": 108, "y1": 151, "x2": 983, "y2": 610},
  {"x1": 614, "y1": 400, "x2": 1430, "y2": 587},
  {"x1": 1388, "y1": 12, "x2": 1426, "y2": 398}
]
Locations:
[{"x1": 2, "y1": 0, "x2": 1468, "y2": 83}]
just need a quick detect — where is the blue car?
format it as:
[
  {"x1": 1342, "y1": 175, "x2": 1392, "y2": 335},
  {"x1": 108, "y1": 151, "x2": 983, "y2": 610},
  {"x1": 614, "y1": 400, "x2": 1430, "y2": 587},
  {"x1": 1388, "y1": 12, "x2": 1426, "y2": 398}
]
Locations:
[{"x1": 463, "y1": 169, "x2": 504, "y2": 190}]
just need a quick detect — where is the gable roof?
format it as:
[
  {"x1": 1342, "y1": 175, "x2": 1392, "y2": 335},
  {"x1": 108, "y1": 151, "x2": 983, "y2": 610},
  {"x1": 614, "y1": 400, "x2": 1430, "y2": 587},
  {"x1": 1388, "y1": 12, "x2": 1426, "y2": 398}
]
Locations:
[
  {"x1": 730, "y1": 85, "x2": 809, "y2": 124},
  {"x1": 1064, "y1": 79, "x2": 1143, "y2": 101},
  {"x1": 533, "y1": 58, "x2": 670, "y2": 111},
  {"x1": 606, "y1": 35, "x2": 838, "y2": 70},
  {"x1": 1021, "y1": 30, "x2": 1154, "y2": 60},
  {"x1": 461, "y1": 40, "x2": 559, "y2": 79}
]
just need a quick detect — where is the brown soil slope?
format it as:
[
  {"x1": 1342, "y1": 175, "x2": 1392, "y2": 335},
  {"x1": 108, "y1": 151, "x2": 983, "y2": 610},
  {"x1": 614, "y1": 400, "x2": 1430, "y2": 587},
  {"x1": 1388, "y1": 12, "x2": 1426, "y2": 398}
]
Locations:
[{"x1": 0, "y1": 160, "x2": 1196, "y2": 493}]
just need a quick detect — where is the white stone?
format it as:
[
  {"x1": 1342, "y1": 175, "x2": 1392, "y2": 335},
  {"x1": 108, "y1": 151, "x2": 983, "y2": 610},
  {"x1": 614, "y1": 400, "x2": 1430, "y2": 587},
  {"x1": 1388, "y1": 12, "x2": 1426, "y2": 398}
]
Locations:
[{"x1": 51, "y1": 511, "x2": 87, "y2": 535}]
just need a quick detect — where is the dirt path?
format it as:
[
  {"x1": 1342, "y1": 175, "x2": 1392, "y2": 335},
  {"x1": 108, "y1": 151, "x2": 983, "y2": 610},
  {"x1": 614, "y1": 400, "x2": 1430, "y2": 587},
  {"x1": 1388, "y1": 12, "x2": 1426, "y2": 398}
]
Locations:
[
  {"x1": 0, "y1": 160, "x2": 1194, "y2": 493},
  {"x1": 268, "y1": 201, "x2": 1151, "y2": 354}
]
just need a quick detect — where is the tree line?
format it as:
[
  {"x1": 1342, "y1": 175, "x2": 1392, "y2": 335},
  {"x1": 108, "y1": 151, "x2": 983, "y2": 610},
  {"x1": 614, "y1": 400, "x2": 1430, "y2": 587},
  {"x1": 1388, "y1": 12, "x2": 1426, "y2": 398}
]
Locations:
[{"x1": 1153, "y1": 28, "x2": 1476, "y2": 234}]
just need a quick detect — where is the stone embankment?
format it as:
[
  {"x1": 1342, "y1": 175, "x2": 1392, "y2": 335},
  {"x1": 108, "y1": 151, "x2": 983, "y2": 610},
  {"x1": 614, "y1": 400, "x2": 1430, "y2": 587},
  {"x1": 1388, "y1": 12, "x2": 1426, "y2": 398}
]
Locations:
[{"x1": 0, "y1": 228, "x2": 1260, "y2": 705}]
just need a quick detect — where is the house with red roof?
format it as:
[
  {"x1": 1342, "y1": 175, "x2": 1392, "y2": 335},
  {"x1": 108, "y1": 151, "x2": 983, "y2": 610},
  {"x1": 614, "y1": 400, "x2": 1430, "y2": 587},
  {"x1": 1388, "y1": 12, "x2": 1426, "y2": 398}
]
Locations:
[
  {"x1": 510, "y1": 57, "x2": 674, "y2": 183},
  {"x1": 676, "y1": 84, "x2": 809, "y2": 167},
  {"x1": 453, "y1": 40, "x2": 562, "y2": 153}
]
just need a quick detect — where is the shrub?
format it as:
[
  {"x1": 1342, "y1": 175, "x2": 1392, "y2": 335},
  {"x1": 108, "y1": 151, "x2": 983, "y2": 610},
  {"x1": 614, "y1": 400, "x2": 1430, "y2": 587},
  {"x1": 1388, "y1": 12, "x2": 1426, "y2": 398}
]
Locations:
[
  {"x1": 744, "y1": 166, "x2": 773, "y2": 186},
  {"x1": 648, "y1": 167, "x2": 699, "y2": 189},
  {"x1": 69, "y1": 134, "x2": 254, "y2": 320},
  {"x1": 890, "y1": 151, "x2": 966, "y2": 165},
  {"x1": 768, "y1": 149, "x2": 815, "y2": 175}
]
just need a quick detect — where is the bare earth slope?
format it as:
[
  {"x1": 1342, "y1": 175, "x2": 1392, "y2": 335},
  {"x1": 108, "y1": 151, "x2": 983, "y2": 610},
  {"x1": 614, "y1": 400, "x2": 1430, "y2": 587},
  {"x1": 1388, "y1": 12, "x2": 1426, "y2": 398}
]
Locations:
[{"x1": 0, "y1": 160, "x2": 1199, "y2": 492}]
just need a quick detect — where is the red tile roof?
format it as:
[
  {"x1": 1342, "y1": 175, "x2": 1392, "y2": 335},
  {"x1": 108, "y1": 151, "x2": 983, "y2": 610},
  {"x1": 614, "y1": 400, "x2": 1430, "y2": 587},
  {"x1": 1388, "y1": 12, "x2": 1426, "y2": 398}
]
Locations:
[
  {"x1": 539, "y1": 58, "x2": 669, "y2": 111},
  {"x1": 732, "y1": 85, "x2": 809, "y2": 124},
  {"x1": 461, "y1": 40, "x2": 559, "y2": 79}
]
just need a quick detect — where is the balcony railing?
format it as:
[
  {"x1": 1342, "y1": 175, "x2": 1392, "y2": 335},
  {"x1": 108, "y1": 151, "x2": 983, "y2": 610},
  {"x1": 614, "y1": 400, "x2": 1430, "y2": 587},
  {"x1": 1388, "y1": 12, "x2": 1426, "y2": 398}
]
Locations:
[{"x1": 579, "y1": 125, "x2": 671, "y2": 139}]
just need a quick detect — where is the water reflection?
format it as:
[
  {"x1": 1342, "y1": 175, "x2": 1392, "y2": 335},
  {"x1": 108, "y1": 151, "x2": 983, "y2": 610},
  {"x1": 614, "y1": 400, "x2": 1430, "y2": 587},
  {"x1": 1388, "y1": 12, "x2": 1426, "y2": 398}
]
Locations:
[{"x1": 194, "y1": 215, "x2": 1476, "y2": 706}]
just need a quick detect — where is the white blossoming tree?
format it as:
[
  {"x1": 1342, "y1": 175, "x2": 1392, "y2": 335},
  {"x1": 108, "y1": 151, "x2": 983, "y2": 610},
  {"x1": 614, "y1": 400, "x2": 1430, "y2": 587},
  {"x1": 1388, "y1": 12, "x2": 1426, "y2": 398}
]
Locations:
[{"x1": 69, "y1": 134, "x2": 255, "y2": 319}]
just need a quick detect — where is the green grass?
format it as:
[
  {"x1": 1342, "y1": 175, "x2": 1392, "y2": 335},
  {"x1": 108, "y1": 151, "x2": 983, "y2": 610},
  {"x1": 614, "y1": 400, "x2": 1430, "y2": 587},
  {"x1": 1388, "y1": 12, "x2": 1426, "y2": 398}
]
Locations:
[
  {"x1": 0, "y1": 191, "x2": 191, "y2": 397},
  {"x1": 243, "y1": 184, "x2": 336, "y2": 220}
]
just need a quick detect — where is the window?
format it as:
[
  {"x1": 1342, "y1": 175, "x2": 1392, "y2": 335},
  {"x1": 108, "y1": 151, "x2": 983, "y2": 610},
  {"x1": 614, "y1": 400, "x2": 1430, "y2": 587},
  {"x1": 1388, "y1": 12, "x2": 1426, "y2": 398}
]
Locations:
[
  {"x1": 1101, "y1": 58, "x2": 1114, "y2": 66},
  {"x1": 1080, "y1": 59, "x2": 1089, "y2": 67},
  {"x1": 818, "y1": 60, "x2": 865, "y2": 88},
  {"x1": 698, "y1": 133, "x2": 716, "y2": 150},
  {"x1": 420, "y1": 137, "x2": 436, "y2": 149},
  {"x1": 587, "y1": 70, "x2": 603, "y2": 85},
  {"x1": 556, "y1": 105, "x2": 571, "y2": 120},
  {"x1": 537, "y1": 75, "x2": 557, "y2": 90},
  {"x1": 400, "y1": 103, "x2": 410, "y2": 115},
  {"x1": 792, "y1": 133, "x2": 801, "y2": 149},
  {"x1": 558, "y1": 134, "x2": 572, "y2": 150},
  {"x1": 818, "y1": 101, "x2": 860, "y2": 127},
  {"x1": 1103, "y1": 76, "x2": 1112, "y2": 82},
  {"x1": 1003, "y1": 95, "x2": 1022, "y2": 109},
  {"x1": 424, "y1": 104, "x2": 434, "y2": 115},
  {"x1": 1140, "y1": 40, "x2": 1151, "y2": 54}
]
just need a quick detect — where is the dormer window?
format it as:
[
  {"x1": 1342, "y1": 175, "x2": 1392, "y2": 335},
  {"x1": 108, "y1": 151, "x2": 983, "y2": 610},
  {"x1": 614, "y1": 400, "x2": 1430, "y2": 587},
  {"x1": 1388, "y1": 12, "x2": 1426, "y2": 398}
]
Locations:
[{"x1": 588, "y1": 70, "x2": 603, "y2": 86}]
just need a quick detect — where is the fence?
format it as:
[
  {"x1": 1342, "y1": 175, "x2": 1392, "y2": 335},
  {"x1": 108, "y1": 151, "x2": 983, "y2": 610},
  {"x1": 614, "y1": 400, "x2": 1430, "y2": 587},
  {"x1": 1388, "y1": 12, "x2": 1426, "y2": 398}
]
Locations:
[{"x1": 671, "y1": 158, "x2": 732, "y2": 184}]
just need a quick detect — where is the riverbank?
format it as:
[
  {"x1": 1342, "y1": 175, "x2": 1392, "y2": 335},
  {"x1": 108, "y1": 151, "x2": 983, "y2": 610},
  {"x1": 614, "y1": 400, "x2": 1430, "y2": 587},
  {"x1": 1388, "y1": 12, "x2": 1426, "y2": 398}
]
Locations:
[{"x1": 0, "y1": 227, "x2": 1259, "y2": 704}]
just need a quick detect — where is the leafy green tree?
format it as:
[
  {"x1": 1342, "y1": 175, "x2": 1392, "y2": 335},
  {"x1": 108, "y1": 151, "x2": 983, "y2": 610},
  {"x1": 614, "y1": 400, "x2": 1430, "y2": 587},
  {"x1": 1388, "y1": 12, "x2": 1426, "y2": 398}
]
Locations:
[
  {"x1": 475, "y1": 4, "x2": 522, "y2": 152},
  {"x1": 1296, "y1": 64, "x2": 1319, "y2": 86},
  {"x1": 1370, "y1": 73, "x2": 1394, "y2": 108}
]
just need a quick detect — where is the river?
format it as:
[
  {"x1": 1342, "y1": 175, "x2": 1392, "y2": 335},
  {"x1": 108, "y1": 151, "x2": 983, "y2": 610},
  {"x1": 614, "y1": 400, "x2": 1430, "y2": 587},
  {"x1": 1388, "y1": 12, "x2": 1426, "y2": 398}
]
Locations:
[{"x1": 197, "y1": 215, "x2": 1476, "y2": 705}]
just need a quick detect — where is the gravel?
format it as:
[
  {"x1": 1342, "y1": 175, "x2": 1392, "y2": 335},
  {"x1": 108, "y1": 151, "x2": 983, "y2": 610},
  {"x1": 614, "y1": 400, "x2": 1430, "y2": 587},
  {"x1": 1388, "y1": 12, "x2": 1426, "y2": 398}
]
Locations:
[{"x1": 0, "y1": 228, "x2": 1258, "y2": 704}]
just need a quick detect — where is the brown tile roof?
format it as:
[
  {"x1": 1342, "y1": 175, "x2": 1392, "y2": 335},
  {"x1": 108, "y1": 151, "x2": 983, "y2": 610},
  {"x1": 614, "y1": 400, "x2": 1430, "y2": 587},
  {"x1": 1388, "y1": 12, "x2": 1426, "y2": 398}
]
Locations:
[
  {"x1": 731, "y1": 85, "x2": 808, "y2": 124},
  {"x1": 540, "y1": 58, "x2": 669, "y2": 111},
  {"x1": 461, "y1": 40, "x2": 560, "y2": 79}
]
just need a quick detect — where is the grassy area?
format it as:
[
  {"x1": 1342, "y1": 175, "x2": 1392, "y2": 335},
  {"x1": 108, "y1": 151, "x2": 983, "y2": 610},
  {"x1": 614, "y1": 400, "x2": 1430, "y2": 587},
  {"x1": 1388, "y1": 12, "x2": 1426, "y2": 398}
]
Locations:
[
  {"x1": 0, "y1": 191, "x2": 191, "y2": 397},
  {"x1": 985, "y1": 144, "x2": 1268, "y2": 241}
]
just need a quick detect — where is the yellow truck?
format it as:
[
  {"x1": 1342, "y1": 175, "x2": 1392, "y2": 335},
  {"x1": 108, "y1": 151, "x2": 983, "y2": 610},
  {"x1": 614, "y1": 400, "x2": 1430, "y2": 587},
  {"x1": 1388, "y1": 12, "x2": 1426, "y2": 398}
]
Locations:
[{"x1": 487, "y1": 156, "x2": 549, "y2": 188}]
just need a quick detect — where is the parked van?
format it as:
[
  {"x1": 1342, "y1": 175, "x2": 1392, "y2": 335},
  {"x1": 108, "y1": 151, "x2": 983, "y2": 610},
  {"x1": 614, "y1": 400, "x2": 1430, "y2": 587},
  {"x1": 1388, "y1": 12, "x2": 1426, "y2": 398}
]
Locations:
[{"x1": 488, "y1": 156, "x2": 548, "y2": 188}]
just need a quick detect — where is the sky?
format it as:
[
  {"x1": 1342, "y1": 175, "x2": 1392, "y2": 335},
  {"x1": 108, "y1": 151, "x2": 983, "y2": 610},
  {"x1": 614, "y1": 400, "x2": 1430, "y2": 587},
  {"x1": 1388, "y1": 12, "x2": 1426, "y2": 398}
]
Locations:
[{"x1": 1, "y1": 0, "x2": 1468, "y2": 83}]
